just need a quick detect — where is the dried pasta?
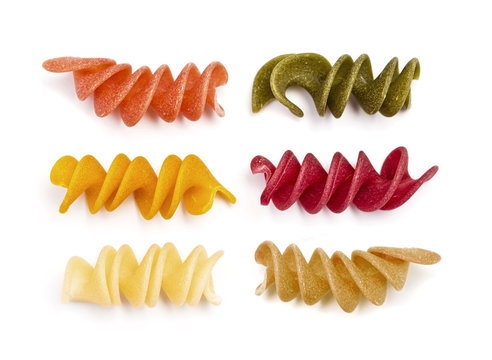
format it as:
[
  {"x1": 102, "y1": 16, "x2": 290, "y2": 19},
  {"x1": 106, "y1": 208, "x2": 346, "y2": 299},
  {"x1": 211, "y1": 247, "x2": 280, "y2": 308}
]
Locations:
[
  {"x1": 255, "y1": 241, "x2": 440, "y2": 312},
  {"x1": 51, "y1": 154, "x2": 236, "y2": 219},
  {"x1": 252, "y1": 53, "x2": 419, "y2": 118},
  {"x1": 62, "y1": 243, "x2": 223, "y2": 307},
  {"x1": 43, "y1": 57, "x2": 228, "y2": 126},
  {"x1": 251, "y1": 147, "x2": 437, "y2": 213}
]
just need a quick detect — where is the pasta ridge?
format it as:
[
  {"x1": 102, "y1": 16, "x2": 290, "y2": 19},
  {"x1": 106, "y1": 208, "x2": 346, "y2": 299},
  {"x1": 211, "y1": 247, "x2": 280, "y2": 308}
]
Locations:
[
  {"x1": 62, "y1": 243, "x2": 223, "y2": 307},
  {"x1": 252, "y1": 53, "x2": 419, "y2": 117},
  {"x1": 251, "y1": 147, "x2": 437, "y2": 213},
  {"x1": 255, "y1": 241, "x2": 440, "y2": 312},
  {"x1": 43, "y1": 57, "x2": 228, "y2": 126},
  {"x1": 51, "y1": 154, "x2": 236, "y2": 219}
]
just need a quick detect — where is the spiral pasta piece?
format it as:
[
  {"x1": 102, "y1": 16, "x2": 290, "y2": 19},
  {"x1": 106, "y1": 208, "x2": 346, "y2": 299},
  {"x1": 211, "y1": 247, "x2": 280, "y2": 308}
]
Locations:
[
  {"x1": 62, "y1": 243, "x2": 223, "y2": 307},
  {"x1": 252, "y1": 53, "x2": 419, "y2": 118},
  {"x1": 51, "y1": 154, "x2": 236, "y2": 219},
  {"x1": 43, "y1": 57, "x2": 228, "y2": 126},
  {"x1": 255, "y1": 241, "x2": 440, "y2": 312},
  {"x1": 251, "y1": 147, "x2": 437, "y2": 213}
]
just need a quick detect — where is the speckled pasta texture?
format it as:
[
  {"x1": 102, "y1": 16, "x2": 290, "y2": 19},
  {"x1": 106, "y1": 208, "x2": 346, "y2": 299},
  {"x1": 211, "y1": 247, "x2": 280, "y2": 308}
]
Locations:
[
  {"x1": 43, "y1": 57, "x2": 228, "y2": 126},
  {"x1": 251, "y1": 147, "x2": 437, "y2": 214},
  {"x1": 255, "y1": 241, "x2": 440, "y2": 312},
  {"x1": 62, "y1": 243, "x2": 223, "y2": 307},
  {"x1": 50, "y1": 154, "x2": 236, "y2": 220},
  {"x1": 252, "y1": 53, "x2": 420, "y2": 118}
]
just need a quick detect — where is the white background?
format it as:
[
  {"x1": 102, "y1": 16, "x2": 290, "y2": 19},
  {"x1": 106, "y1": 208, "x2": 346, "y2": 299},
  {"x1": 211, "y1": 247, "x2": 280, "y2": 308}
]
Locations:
[{"x1": 1, "y1": 0, "x2": 490, "y2": 358}]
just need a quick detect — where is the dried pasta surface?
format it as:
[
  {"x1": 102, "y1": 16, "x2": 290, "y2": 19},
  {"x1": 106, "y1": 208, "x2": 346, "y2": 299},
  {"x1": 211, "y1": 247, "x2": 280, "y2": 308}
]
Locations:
[
  {"x1": 62, "y1": 243, "x2": 223, "y2": 307},
  {"x1": 251, "y1": 147, "x2": 437, "y2": 213},
  {"x1": 255, "y1": 241, "x2": 440, "y2": 312},
  {"x1": 43, "y1": 57, "x2": 228, "y2": 126},
  {"x1": 252, "y1": 53, "x2": 419, "y2": 118},
  {"x1": 51, "y1": 154, "x2": 236, "y2": 219}
]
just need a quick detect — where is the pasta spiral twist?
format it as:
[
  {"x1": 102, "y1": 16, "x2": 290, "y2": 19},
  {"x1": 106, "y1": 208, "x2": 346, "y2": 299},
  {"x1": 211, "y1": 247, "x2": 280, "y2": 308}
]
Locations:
[
  {"x1": 251, "y1": 147, "x2": 437, "y2": 213},
  {"x1": 50, "y1": 154, "x2": 236, "y2": 219},
  {"x1": 252, "y1": 53, "x2": 419, "y2": 117},
  {"x1": 43, "y1": 57, "x2": 228, "y2": 126},
  {"x1": 62, "y1": 243, "x2": 223, "y2": 307},
  {"x1": 255, "y1": 241, "x2": 440, "y2": 312}
]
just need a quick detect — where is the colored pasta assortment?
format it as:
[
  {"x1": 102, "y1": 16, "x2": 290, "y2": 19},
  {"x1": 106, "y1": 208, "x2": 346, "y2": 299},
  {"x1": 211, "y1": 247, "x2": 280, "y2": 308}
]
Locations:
[
  {"x1": 255, "y1": 241, "x2": 440, "y2": 312},
  {"x1": 50, "y1": 154, "x2": 236, "y2": 219},
  {"x1": 43, "y1": 57, "x2": 228, "y2": 126},
  {"x1": 252, "y1": 53, "x2": 419, "y2": 118},
  {"x1": 62, "y1": 243, "x2": 223, "y2": 307},
  {"x1": 41, "y1": 52, "x2": 441, "y2": 313},
  {"x1": 251, "y1": 147, "x2": 437, "y2": 213}
]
